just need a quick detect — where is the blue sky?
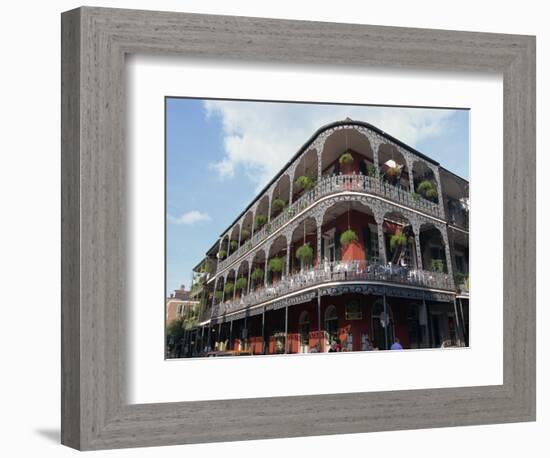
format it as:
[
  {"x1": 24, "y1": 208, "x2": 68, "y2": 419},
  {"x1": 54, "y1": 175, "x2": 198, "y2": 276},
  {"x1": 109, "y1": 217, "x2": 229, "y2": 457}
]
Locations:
[{"x1": 166, "y1": 98, "x2": 469, "y2": 294}]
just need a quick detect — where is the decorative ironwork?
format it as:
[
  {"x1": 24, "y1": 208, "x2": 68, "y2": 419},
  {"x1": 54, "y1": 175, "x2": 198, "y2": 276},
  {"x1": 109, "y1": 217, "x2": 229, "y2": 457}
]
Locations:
[{"x1": 213, "y1": 259, "x2": 454, "y2": 319}]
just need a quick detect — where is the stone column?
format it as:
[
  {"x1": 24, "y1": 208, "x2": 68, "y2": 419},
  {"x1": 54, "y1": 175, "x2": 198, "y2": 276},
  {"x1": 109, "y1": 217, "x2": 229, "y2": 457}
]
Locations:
[{"x1": 317, "y1": 150, "x2": 322, "y2": 182}]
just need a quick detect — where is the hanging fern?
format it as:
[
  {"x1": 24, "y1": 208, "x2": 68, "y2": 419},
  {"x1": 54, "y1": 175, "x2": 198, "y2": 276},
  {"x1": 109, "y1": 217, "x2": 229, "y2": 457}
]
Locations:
[
  {"x1": 240, "y1": 229, "x2": 250, "y2": 240},
  {"x1": 268, "y1": 257, "x2": 284, "y2": 273},
  {"x1": 254, "y1": 214, "x2": 267, "y2": 230},
  {"x1": 214, "y1": 290, "x2": 223, "y2": 301},
  {"x1": 340, "y1": 229, "x2": 358, "y2": 247},
  {"x1": 296, "y1": 243, "x2": 313, "y2": 264},
  {"x1": 295, "y1": 175, "x2": 314, "y2": 191},
  {"x1": 235, "y1": 277, "x2": 247, "y2": 291},
  {"x1": 389, "y1": 231, "x2": 407, "y2": 251},
  {"x1": 417, "y1": 180, "x2": 438, "y2": 202},
  {"x1": 272, "y1": 198, "x2": 287, "y2": 212},
  {"x1": 251, "y1": 267, "x2": 264, "y2": 282},
  {"x1": 230, "y1": 240, "x2": 238, "y2": 251},
  {"x1": 385, "y1": 166, "x2": 401, "y2": 177},
  {"x1": 217, "y1": 249, "x2": 226, "y2": 259},
  {"x1": 224, "y1": 282, "x2": 234, "y2": 294},
  {"x1": 430, "y1": 259, "x2": 444, "y2": 273},
  {"x1": 339, "y1": 152, "x2": 354, "y2": 165}
]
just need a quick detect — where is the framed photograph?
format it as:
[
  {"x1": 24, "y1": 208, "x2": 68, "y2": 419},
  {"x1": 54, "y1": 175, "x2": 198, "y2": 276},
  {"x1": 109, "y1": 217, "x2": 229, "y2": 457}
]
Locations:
[{"x1": 61, "y1": 6, "x2": 535, "y2": 450}]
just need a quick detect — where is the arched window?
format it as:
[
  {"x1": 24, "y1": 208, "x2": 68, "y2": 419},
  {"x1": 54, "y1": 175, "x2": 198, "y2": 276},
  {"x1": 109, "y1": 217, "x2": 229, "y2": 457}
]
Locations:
[
  {"x1": 298, "y1": 311, "x2": 310, "y2": 353},
  {"x1": 371, "y1": 300, "x2": 394, "y2": 350}
]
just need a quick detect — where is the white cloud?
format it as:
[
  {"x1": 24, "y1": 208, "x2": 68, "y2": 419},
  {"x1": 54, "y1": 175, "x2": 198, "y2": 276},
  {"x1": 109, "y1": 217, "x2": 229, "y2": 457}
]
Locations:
[
  {"x1": 169, "y1": 210, "x2": 211, "y2": 225},
  {"x1": 204, "y1": 100, "x2": 453, "y2": 190}
]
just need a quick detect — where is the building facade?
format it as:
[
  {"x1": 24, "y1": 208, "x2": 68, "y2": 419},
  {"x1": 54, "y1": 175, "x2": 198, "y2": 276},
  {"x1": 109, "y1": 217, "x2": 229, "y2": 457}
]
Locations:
[{"x1": 184, "y1": 119, "x2": 469, "y2": 357}]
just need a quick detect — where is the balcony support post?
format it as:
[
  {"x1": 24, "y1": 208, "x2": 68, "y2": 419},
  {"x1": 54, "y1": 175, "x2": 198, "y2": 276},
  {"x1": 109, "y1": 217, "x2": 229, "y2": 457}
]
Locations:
[
  {"x1": 374, "y1": 210, "x2": 387, "y2": 265},
  {"x1": 288, "y1": 171, "x2": 294, "y2": 206},
  {"x1": 264, "y1": 256, "x2": 269, "y2": 287},
  {"x1": 262, "y1": 306, "x2": 266, "y2": 354},
  {"x1": 383, "y1": 290, "x2": 389, "y2": 350},
  {"x1": 452, "y1": 298, "x2": 462, "y2": 346},
  {"x1": 372, "y1": 140, "x2": 381, "y2": 181},
  {"x1": 440, "y1": 225, "x2": 455, "y2": 288},
  {"x1": 317, "y1": 290, "x2": 322, "y2": 352},
  {"x1": 316, "y1": 225, "x2": 322, "y2": 268},
  {"x1": 229, "y1": 319, "x2": 233, "y2": 351},
  {"x1": 284, "y1": 305, "x2": 289, "y2": 354},
  {"x1": 247, "y1": 265, "x2": 252, "y2": 295},
  {"x1": 285, "y1": 242, "x2": 291, "y2": 277}
]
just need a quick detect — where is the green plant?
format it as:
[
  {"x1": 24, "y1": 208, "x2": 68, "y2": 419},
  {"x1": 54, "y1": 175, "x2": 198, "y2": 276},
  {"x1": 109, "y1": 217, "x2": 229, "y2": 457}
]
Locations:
[
  {"x1": 254, "y1": 214, "x2": 267, "y2": 230},
  {"x1": 430, "y1": 259, "x2": 445, "y2": 273},
  {"x1": 268, "y1": 257, "x2": 284, "y2": 273},
  {"x1": 272, "y1": 198, "x2": 287, "y2": 212},
  {"x1": 240, "y1": 229, "x2": 250, "y2": 240},
  {"x1": 230, "y1": 240, "x2": 238, "y2": 251},
  {"x1": 214, "y1": 290, "x2": 224, "y2": 301},
  {"x1": 251, "y1": 267, "x2": 264, "y2": 282},
  {"x1": 339, "y1": 151, "x2": 354, "y2": 165},
  {"x1": 224, "y1": 282, "x2": 234, "y2": 294},
  {"x1": 417, "y1": 179, "x2": 438, "y2": 202},
  {"x1": 411, "y1": 192, "x2": 421, "y2": 201},
  {"x1": 340, "y1": 229, "x2": 358, "y2": 247},
  {"x1": 166, "y1": 318, "x2": 185, "y2": 340},
  {"x1": 235, "y1": 277, "x2": 248, "y2": 291},
  {"x1": 389, "y1": 230, "x2": 407, "y2": 251},
  {"x1": 217, "y1": 249, "x2": 226, "y2": 259},
  {"x1": 385, "y1": 166, "x2": 401, "y2": 177},
  {"x1": 295, "y1": 175, "x2": 314, "y2": 191},
  {"x1": 296, "y1": 243, "x2": 314, "y2": 264},
  {"x1": 454, "y1": 272, "x2": 469, "y2": 286},
  {"x1": 367, "y1": 164, "x2": 376, "y2": 177}
]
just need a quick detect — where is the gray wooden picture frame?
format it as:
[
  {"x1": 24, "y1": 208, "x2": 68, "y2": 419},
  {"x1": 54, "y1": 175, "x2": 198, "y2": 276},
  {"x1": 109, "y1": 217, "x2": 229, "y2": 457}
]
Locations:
[{"x1": 61, "y1": 6, "x2": 536, "y2": 451}]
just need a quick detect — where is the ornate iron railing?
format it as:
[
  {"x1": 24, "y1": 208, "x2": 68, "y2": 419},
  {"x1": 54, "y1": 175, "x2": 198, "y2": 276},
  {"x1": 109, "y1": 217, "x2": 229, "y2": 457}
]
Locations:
[
  {"x1": 214, "y1": 259, "x2": 453, "y2": 318},
  {"x1": 218, "y1": 174, "x2": 441, "y2": 271}
]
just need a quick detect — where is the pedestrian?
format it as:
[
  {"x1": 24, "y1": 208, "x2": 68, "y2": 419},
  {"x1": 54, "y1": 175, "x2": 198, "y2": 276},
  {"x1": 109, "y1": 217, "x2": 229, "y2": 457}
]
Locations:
[{"x1": 390, "y1": 337, "x2": 403, "y2": 350}]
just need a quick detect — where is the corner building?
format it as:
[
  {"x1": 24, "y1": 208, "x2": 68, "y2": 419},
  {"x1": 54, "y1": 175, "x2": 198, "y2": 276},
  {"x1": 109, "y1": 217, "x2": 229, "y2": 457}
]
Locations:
[{"x1": 189, "y1": 119, "x2": 470, "y2": 356}]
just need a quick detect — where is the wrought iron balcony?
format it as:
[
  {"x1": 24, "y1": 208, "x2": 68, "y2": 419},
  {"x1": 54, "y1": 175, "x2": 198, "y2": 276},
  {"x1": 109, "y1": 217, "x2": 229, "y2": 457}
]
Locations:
[
  {"x1": 218, "y1": 174, "x2": 441, "y2": 272},
  {"x1": 214, "y1": 259, "x2": 453, "y2": 318}
]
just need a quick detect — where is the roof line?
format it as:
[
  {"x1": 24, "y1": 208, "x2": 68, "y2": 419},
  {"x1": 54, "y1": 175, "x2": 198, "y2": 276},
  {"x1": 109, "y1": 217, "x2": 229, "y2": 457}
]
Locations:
[{"x1": 214, "y1": 119, "x2": 441, "y2": 239}]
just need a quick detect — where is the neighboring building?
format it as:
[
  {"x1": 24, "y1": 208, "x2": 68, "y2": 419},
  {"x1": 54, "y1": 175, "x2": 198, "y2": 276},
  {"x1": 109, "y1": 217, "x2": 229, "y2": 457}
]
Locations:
[
  {"x1": 165, "y1": 285, "x2": 198, "y2": 324},
  {"x1": 187, "y1": 119, "x2": 469, "y2": 356}
]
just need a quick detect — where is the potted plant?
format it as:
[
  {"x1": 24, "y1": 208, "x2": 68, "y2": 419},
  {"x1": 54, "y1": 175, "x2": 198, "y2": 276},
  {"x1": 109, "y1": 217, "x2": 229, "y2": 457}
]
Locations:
[
  {"x1": 235, "y1": 277, "x2": 248, "y2": 292},
  {"x1": 272, "y1": 198, "x2": 286, "y2": 212},
  {"x1": 214, "y1": 290, "x2": 224, "y2": 302},
  {"x1": 268, "y1": 257, "x2": 284, "y2": 283},
  {"x1": 389, "y1": 230, "x2": 407, "y2": 252},
  {"x1": 384, "y1": 165, "x2": 401, "y2": 185},
  {"x1": 295, "y1": 175, "x2": 314, "y2": 191},
  {"x1": 251, "y1": 267, "x2": 264, "y2": 286},
  {"x1": 430, "y1": 258, "x2": 444, "y2": 273},
  {"x1": 417, "y1": 179, "x2": 438, "y2": 202},
  {"x1": 224, "y1": 282, "x2": 234, "y2": 295},
  {"x1": 217, "y1": 249, "x2": 226, "y2": 260},
  {"x1": 254, "y1": 214, "x2": 267, "y2": 230},
  {"x1": 240, "y1": 229, "x2": 250, "y2": 240},
  {"x1": 296, "y1": 243, "x2": 314, "y2": 267},
  {"x1": 339, "y1": 151, "x2": 354, "y2": 166},
  {"x1": 367, "y1": 164, "x2": 376, "y2": 178},
  {"x1": 340, "y1": 229, "x2": 358, "y2": 247},
  {"x1": 230, "y1": 240, "x2": 238, "y2": 251}
]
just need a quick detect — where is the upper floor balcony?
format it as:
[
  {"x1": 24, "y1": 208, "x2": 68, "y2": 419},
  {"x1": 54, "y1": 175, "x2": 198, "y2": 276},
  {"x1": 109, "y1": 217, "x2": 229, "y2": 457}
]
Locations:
[{"x1": 217, "y1": 173, "x2": 441, "y2": 273}]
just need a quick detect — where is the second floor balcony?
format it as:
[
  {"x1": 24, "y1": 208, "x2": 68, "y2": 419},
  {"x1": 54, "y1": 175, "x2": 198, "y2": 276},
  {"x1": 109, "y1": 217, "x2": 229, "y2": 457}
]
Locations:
[{"x1": 212, "y1": 259, "x2": 454, "y2": 319}]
